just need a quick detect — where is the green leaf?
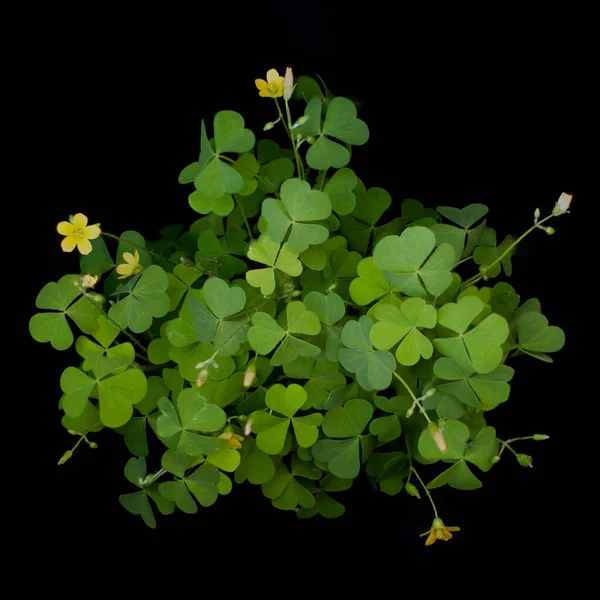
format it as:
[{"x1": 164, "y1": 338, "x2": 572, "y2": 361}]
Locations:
[
  {"x1": 465, "y1": 426, "x2": 499, "y2": 472},
  {"x1": 418, "y1": 420, "x2": 469, "y2": 461},
  {"x1": 248, "y1": 312, "x2": 286, "y2": 354},
  {"x1": 338, "y1": 316, "x2": 396, "y2": 391},
  {"x1": 427, "y1": 459, "x2": 482, "y2": 490},
  {"x1": 324, "y1": 168, "x2": 357, "y2": 215},
  {"x1": 120, "y1": 417, "x2": 149, "y2": 457},
  {"x1": 185, "y1": 463, "x2": 220, "y2": 507},
  {"x1": 202, "y1": 277, "x2": 246, "y2": 319},
  {"x1": 60, "y1": 366, "x2": 95, "y2": 418},
  {"x1": 235, "y1": 438, "x2": 276, "y2": 485},
  {"x1": 312, "y1": 437, "x2": 360, "y2": 479},
  {"x1": 252, "y1": 411, "x2": 291, "y2": 455},
  {"x1": 98, "y1": 369, "x2": 148, "y2": 428},
  {"x1": 369, "y1": 414, "x2": 402, "y2": 443},
  {"x1": 349, "y1": 257, "x2": 392, "y2": 306},
  {"x1": 514, "y1": 312, "x2": 565, "y2": 355},
  {"x1": 370, "y1": 298, "x2": 437, "y2": 366},
  {"x1": 323, "y1": 398, "x2": 373, "y2": 438},
  {"x1": 266, "y1": 383, "x2": 307, "y2": 418},
  {"x1": 303, "y1": 291, "x2": 345, "y2": 326},
  {"x1": 35, "y1": 274, "x2": 81, "y2": 311},
  {"x1": 437, "y1": 204, "x2": 488, "y2": 229},
  {"x1": 177, "y1": 388, "x2": 227, "y2": 432},
  {"x1": 374, "y1": 227, "x2": 455, "y2": 297},
  {"x1": 108, "y1": 265, "x2": 170, "y2": 333},
  {"x1": 29, "y1": 312, "x2": 74, "y2": 350},
  {"x1": 206, "y1": 440, "x2": 241, "y2": 472},
  {"x1": 214, "y1": 110, "x2": 255, "y2": 154},
  {"x1": 159, "y1": 480, "x2": 198, "y2": 514},
  {"x1": 297, "y1": 492, "x2": 346, "y2": 519},
  {"x1": 80, "y1": 237, "x2": 116, "y2": 276},
  {"x1": 286, "y1": 301, "x2": 321, "y2": 335},
  {"x1": 292, "y1": 412, "x2": 323, "y2": 448}
]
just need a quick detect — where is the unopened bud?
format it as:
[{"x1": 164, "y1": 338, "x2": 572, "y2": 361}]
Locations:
[
  {"x1": 263, "y1": 121, "x2": 275, "y2": 131},
  {"x1": 306, "y1": 136, "x2": 316, "y2": 144},
  {"x1": 67, "y1": 430, "x2": 78, "y2": 436},
  {"x1": 425, "y1": 388, "x2": 436, "y2": 398},
  {"x1": 244, "y1": 418, "x2": 253, "y2": 437},
  {"x1": 89, "y1": 442, "x2": 98, "y2": 449},
  {"x1": 516, "y1": 453, "x2": 533, "y2": 468},
  {"x1": 533, "y1": 434, "x2": 549, "y2": 441},
  {"x1": 243, "y1": 364, "x2": 256, "y2": 388},
  {"x1": 283, "y1": 66, "x2": 295, "y2": 101},
  {"x1": 491, "y1": 455, "x2": 501, "y2": 464},
  {"x1": 552, "y1": 192, "x2": 573, "y2": 216},
  {"x1": 429, "y1": 423, "x2": 448, "y2": 454},
  {"x1": 405, "y1": 482, "x2": 421, "y2": 499},
  {"x1": 292, "y1": 115, "x2": 309, "y2": 129},
  {"x1": 58, "y1": 450, "x2": 73, "y2": 465},
  {"x1": 534, "y1": 207, "x2": 541, "y2": 220},
  {"x1": 180, "y1": 256, "x2": 195, "y2": 266},
  {"x1": 545, "y1": 226, "x2": 555, "y2": 235},
  {"x1": 405, "y1": 407, "x2": 415, "y2": 418},
  {"x1": 81, "y1": 274, "x2": 99, "y2": 289},
  {"x1": 196, "y1": 368, "x2": 209, "y2": 388}
]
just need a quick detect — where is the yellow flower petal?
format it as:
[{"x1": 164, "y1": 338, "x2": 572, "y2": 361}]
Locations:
[
  {"x1": 424, "y1": 530, "x2": 437, "y2": 546},
  {"x1": 122, "y1": 252, "x2": 136, "y2": 265},
  {"x1": 72, "y1": 213, "x2": 88, "y2": 229},
  {"x1": 266, "y1": 69, "x2": 281, "y2": 84},
  {"x1": 77, "y1": 237, "x2": 93, "y2": 255},
  {"x1": 133, "y1": 249, "x2": 140, "y2": 262},
  {"x1": 61, "y1": 236, "x2": 77, "y2": 252},
  {"x1": 230, "y1": 438, "x2": 242, "y2": 449},
  {"x1": 116, "y1": 264, "x2": 132, "y2": 275},
  {"x1": 84, "y1": 224, "x2": 101, "y2": 240},
  {"x1": 57, "y1": 221, "x2": 75, "y2": 236},
  {"x1": 255, "y1": 78, "x2": 269, "y2": 92}
]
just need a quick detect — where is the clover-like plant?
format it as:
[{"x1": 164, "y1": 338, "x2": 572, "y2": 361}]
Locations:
[{"x1": 33, "y1": 67, "x2": 572, "y2": 545}]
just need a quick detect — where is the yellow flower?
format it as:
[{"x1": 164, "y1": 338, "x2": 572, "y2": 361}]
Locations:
[
  {"x1": 255, "y1": 68, "x2": 285, "y2": 98},
  {"x1": 420, "y1": 518, "x2": 460, "y2": 546},
  {"x1": 81, "y1": 274, "x2": 99, "y2": 289},
  {"x1": 56, "y1": 213, "x2": 101, "y2": 255},
  {"x1": 116, "y1": 249, "x2": 143, "y2": 279},
  {"x1": 218, "y1": 431, "x2": 245, "y2": 450}
]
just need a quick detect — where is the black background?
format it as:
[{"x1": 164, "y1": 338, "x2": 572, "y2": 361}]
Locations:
[{"x1": 19, "y1": 2, "x2": 591, "y2": 560}]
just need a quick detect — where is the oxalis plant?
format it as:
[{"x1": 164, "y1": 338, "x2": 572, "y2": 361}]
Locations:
[{"x1": 30, "y1": 67, "x2": 571, "y2": 545}]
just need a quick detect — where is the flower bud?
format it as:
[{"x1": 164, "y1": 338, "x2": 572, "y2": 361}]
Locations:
[
  {"x1": 552, "y1": 192, "x2": 573, "y2": 216},
  {"x1": 244, "y1": 418, "x2": 253, "y2": 437},
  {"x1": 196, "y1": 368, "x2": 209, "y2": 388},
  {"x1": 491, "y1": 455, "x2": 501, "y2": 464},
  {"x1": 429, "y1": 423, "x2": 448, "y2": 454},
  {"x1": 306, "y1": 136, "x2": 316, "y2": 144},
  {"x1": 533, "y1": 434, "x2": 549, "y2": 441},
  {"x1": 292, "y1": 115, "x2": 309, "y2": 129},
  {"x1": 67, "y1": 429, "x2": 78, "y2": 436},
  {"x1": 425, "y1": 388, "x2": 436, "y2": 398},
  {"x1": 283, "y1": 67, "x2": 294, "y2": 101},
  {"x1": 263, "y1": 121, "x2": 275, "y2": 131},
  {"x1": 545, "y1": 226, "x2": 555, "y2": 235},
  {"x1": 534, "y1": 207, "x2": 541, "y2": 221},
  {"x1": 89, "y1": 442, "x2": 98, "y2": 449},
  {"x1": 81, "y1": 274, "x2": 99, "y2": 289},
  {"x1": 58, "y1": 450, "x2": 73, "y2": 465},
  {"x1": 405, "y1": 407, "x2": 415, "y2": 418},
  {"x1": 243, "y1": 363, "x2": 256, "y2": 388},
  {"x1": 180, "y1": 256, "x2": 195, "y2": 266},
  {"x1": 516, "y1": 453, "x2": 533, "y2": 468},
  {"x1": 405, "y1": 482, "x2": 421, "y2": 499}
]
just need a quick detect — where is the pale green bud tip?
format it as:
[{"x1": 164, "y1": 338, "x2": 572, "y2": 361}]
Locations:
[
  {"x1": 545, "y1": 226, "x2": 555, "y2": 235},
  {"x1": 491, "y1": 455, "x2": 501, "y2": 464},
  {"x1": 67, "y1": 429, "x2": 78, "y2": 435},
  {"x1": 58, "y1": 450, "x2": 73, "y2": 465},
  {"x1": 534, "y1": 208, "x2": 541, "y2": 220},
  {"x1": 516, "y1": 453, "x2": 533, "y2": 468},
  {"x1": 263, "y1": 121, "x2": 275, "y2": 131},
  {"x1": 89, "y1": 442, "x2": 98, "y2": 449},
  {"x1": 292, "y1": 115, "x2": 309, "y2": 129},
  {"x1": 283, "y1": 66, "x2": 295, "y2": 101},
  {"x1": 533, "y1": 434, "x2": 550, "y2": 441},
  {"x1": 405, "y1": 407, "x2": 415, "y2": 418},
  {"x1": 425, "y1": 388, "x2": 436, "y2": 398},
  {"x1": 552, "y1": 192, "x2": 573, "y2": 216},
  {"x1": 405, "y1": 482, "x2": 421, "y2": 499}
]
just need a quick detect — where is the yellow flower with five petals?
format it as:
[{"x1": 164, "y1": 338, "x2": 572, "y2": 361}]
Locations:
[
  {"x1": 56, "y1": 213, "x2": 101, "y2": 255},
  {"x1": 116, "y1": 250, "x2": 143, "y2": 279},
  {"x1": 218, "y1": 430, "x2": 244, "y2": 450},
  {"x1": 255, "y1": 68, "x2": 285, "y2": 98},
  {"x1": 420, "y1": 518, "x2": 460, "y2": 546}
]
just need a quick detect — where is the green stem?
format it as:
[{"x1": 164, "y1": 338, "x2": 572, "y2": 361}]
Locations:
[
  {"x1": 392, "y1": 372, "x2": 432, "y2": 424},
  {"x1": 454, "y1": 256, "x2": 473, "y2": 268},
  {"x1": 235, "y1": 195, "x2": 253, "y2": 241},
  {"x1": 411, "y1": 464, "x2": 439, "y2": 518},
  {"x1": 496, "y1": 437, "x2": 519, "y2": 457},
  {"x1": 142, "y1": 468, "x2": 167, "y2": 487},
  {"x1": 461, "y1": 213, "x2": 555, "y2": 288},
  {"x1": 276, "y1": 98, "x2": 305, "y2": 180}
]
